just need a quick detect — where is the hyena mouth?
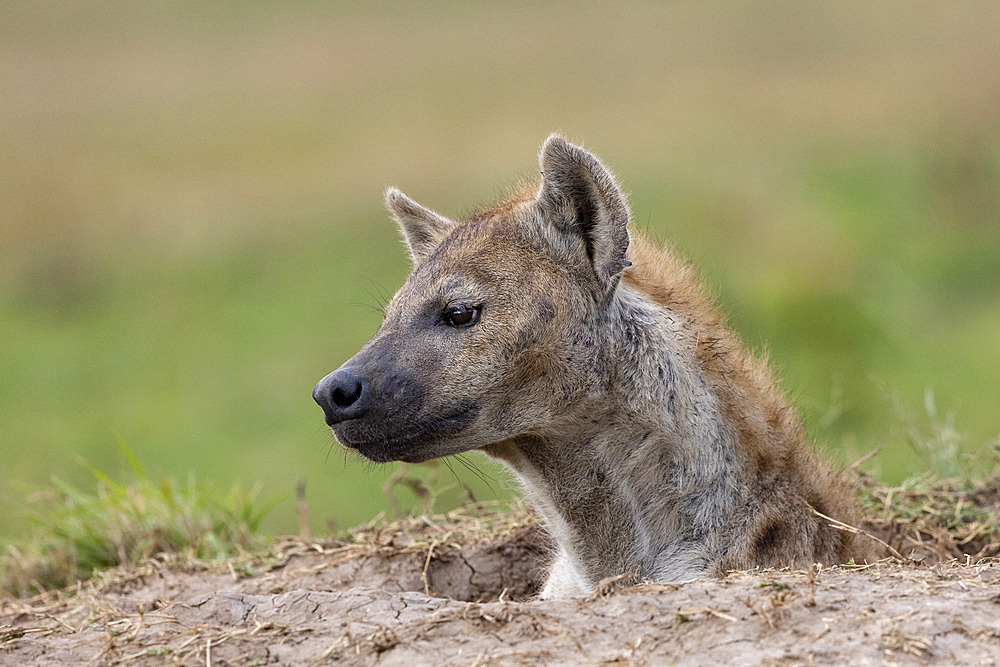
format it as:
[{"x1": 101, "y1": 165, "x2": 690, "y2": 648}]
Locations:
[{"x1": 333, "y1": 405, "x2": 479, "y2": 463}]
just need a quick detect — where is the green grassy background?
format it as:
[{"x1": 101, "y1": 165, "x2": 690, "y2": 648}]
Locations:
[{"x1": 2, "y1": 2, "x2": 998, "y2": 541}]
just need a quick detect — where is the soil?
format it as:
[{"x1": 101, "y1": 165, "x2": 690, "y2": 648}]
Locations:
[{"x1": 3, "y1": 494, "x2": 1000, "y2": 665}]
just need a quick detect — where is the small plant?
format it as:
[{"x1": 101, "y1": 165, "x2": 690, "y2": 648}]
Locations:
[
  {"x1": 0, "y1": 439, "x2": 283, "y2": 597},
  {"x1": 757, "y1": 581, "x2": 789, "y2": 590},
  {"x1": 878, "y1": 381, "x2": 968, "y2": 478}
]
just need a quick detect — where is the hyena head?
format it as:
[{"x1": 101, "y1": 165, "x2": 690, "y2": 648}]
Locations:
[{"x1": 313, "y1": 135, "x2": 631, "y2": 463}]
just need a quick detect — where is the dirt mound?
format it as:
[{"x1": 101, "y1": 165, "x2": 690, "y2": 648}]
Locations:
[
  {"x1": 5, "y1": 557, "x2": 999, "y2": 665},
  {"x1": 4, "y1": 480, "x2": 1000, "y2": 665}
]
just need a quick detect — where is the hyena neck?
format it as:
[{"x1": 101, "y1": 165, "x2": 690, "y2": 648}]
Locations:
[{"x1": 487, "y1": 285, "x2": 746, "y2": 593}]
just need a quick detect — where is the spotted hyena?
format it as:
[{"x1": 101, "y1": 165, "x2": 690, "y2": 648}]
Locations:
[{"x1": 313, "y1": 135, "x2": 873, "y2": 598}]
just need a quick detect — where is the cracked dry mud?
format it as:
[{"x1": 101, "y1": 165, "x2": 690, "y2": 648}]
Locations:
[{"x1": 3, "y1": 511, "x2": 1000, "y2": 665}]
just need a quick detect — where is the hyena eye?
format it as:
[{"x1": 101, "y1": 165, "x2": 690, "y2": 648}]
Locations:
[{"x1": 444, "y1": 305, "x2": 481, "y2": 328}]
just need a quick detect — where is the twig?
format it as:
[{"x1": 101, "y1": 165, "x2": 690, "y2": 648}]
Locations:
[
  {"x1": 742, "y1": 597, "x2": 774, "y2": 629},
  {"x1": 676, "y1": 606, "x2": 738, "y2": 622},
  {"x1": 805, "y1": 502, "x2": 909, "y2": 562},
  {"x1": 589, "y1": 572, "x2": 638, "y2": 599},
  {"x1": 35, "y1": 612, "x2": 77, "y2": 634},
  {"x1": 421, "y1": 539, "x2": 438, "y2": 596},
  {"x1": 850, "y1": 445, "x2": 883, "y2": 470}
]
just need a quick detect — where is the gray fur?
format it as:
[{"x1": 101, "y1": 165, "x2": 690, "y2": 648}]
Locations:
[
  {"x1": 315, "y1": 135, "x2": 870, "y2": 599},
  {"x1": 385, "y1": 187, "x2": 455, "y2": 262}
]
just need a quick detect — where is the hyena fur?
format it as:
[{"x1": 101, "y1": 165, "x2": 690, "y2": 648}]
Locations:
[{"x1": 313, "y1": 135, "x2": 873, "y2": 598}]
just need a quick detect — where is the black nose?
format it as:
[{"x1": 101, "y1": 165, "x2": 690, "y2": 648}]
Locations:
[{"x1": 312, "y1": 368, "x2": 371, "y2": 425}]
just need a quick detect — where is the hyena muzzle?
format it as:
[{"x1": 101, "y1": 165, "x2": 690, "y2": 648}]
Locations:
[{"x1": 313, "y1": 135, "x2": 874, "y2": 598}]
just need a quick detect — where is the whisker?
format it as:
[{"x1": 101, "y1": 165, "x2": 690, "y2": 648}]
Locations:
[
  {"x1": 441, "y1": 457, "x2": 464, "y2": 487},
  {"x1": 361, "y1": 278, "x2": 393, "y2": 311},
  {"x1": 321, "y1": 430, "x2": 338, "y2": 466},
  {"x1": 453, "y1": 453, "x2": 497, "y2": 496},
  {"x1": 349, "y1": 301, "x2": 386, "y2": 318},
  {"x1": 456, "y1": 453, "x2": 498, "y2": 484}
]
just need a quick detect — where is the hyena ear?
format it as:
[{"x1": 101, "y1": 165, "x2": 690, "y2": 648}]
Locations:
[
  {"x1": 385, "y1": 187, "x2": 455, "y2": 264},
  {"x1": 537, "y1": 135, "x2": 631, "y2": 293}
]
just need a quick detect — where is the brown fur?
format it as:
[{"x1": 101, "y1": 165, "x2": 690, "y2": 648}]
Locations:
[
  {"x1": 623, "y1": 234, "x2": 866, "y2": 569},
  {"x1": 313, "y1": 135, "x2": 875, "y2": 598}
]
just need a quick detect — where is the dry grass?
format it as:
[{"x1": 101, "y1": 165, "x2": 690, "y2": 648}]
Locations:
[
  {"x1": 860, "y1": 470, "x2": 1000, "y2": 563},
  {"x1": 5, "y1": 466, "x2": 1000, "y2": 607},
  {"x1": 1, "y1": 499, "x2": 537, "y2": 603}
]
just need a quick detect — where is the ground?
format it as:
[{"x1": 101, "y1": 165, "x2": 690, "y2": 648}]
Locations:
[{"x1": 4, "y1": 477, "x2": 1000, "y2": 666}]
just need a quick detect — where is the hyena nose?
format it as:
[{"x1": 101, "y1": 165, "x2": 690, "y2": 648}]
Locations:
[{"x1": 312, "y1": 369, "x2": 371, "y2": 425}]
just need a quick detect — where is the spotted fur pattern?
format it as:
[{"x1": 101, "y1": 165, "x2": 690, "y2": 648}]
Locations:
[{"x1": 322, "y1": 135, "x2": 874, "y2": 598}]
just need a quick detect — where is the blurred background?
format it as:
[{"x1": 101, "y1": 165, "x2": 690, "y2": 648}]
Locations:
[{"x1": 2, "y1": 1, "x2": 998, "y2": 541}]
